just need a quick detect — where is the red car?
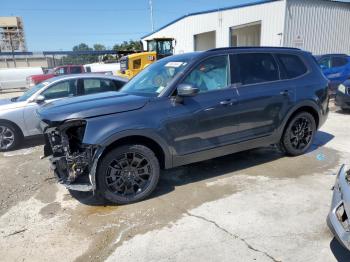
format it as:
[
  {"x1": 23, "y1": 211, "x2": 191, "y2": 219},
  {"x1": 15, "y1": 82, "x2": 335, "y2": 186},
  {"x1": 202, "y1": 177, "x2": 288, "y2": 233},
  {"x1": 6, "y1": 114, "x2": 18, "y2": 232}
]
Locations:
[{"x1": 26, "y1": 65, "x2": 85, "y2": 87}]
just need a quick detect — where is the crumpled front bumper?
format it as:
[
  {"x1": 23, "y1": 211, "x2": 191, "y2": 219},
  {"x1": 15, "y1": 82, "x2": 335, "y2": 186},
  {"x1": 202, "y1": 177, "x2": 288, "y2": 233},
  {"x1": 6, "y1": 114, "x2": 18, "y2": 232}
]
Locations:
[
  {"x1": 327, "y1": 165, "x2": 350, "y2": 250},
  {"x1": 42, "y1": 121, "x2": 105, "y2": 193}
]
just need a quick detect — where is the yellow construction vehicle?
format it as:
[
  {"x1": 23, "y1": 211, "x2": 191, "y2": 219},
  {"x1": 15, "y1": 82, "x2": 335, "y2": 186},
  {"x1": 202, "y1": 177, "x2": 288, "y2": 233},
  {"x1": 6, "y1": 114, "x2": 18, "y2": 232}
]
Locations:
[{"x1": 117, "y1": 37, "x2": 175, "y2": 79}]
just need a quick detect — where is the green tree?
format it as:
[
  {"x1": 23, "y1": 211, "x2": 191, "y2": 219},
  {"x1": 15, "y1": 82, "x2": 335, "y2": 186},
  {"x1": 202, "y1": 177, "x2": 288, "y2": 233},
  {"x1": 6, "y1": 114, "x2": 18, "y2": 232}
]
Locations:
[
  {"x1": 63, "y1": 43, "x2": 96, "y2": 65},
  {"x1": 113, "y1": 40, "x2": 143, "y2": 51},
  {"x1": 93, "y1": 44, "x2": 106, "y2": 51}
]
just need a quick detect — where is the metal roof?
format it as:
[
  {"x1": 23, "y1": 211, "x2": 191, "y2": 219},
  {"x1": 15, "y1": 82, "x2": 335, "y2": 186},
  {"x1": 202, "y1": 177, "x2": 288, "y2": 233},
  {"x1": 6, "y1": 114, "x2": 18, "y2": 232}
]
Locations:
[
  {"x1": 141, "y1": 0, "x2": 350, "y2": 40},
  {"x1": 141, "y1": 0, "x2": 279, "y2": 39}
]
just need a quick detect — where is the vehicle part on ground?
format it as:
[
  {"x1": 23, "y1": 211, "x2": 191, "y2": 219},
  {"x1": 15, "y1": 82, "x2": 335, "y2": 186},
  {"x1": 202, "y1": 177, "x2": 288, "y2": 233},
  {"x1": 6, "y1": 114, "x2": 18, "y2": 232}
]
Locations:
[
  {"x1": 97, "y1": 145, "x2": 160, "y2": 204},
  {"x1": 281, "y1": 112, "x2": 316, "y2": 156},
  {"x1": 327, "y1": 165, "x2": 350, "y2": 251},
  {"x1": 0, "y1": 122, "x2": 21, "y2": 151}
]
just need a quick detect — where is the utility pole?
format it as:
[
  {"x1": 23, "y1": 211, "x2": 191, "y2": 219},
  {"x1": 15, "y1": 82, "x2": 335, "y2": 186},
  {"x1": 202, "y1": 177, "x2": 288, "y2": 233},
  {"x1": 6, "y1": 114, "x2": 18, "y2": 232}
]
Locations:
[{"x1": 149, "y1": 0, "x2": 154, "y2": 32}]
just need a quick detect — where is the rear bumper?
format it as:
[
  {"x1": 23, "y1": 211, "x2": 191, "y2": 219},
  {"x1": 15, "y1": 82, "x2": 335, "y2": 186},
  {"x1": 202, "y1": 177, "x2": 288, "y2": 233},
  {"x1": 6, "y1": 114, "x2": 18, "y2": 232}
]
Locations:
[{"x1": 327, "y1": 165, "x2": 350, "y2": 250}]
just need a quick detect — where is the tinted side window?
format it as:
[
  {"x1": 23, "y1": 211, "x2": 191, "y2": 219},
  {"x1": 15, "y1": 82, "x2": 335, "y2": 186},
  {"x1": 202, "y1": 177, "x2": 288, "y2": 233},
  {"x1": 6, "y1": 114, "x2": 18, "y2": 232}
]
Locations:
[
  {"x1": 182, "y1": 55, "x2": 229, "y2": 93},
  {"x1": 41, "y1": 80, "x2": 77, "y2": 100},
  {"x1": 332, "y1": 57, "x2": 348, "y2": 67},
  {"x1": 83, "y1": 79, "x2": 119, "y2": 95},
  {"x1": 277, "y1": 54, "x2": 307, "y2": 79},
  {"x1": 70, "y1": 66, "x2": 83, "y2": 74},
  {"x1": 237, "y1": 53, "x2": 279, "y2": 85}
]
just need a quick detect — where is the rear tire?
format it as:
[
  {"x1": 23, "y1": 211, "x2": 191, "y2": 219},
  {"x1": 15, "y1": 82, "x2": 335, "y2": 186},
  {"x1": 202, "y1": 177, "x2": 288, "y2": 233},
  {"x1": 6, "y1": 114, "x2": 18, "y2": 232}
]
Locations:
[
  {"x1": 97, "y1": 144, "x2": 160, "y2": 204},
  {"x1": 0, "y1": 122, "x2": 22, "y2": 151},
  {"x1": 281, "y1": 112, "x2": 316, "y2": 156}
]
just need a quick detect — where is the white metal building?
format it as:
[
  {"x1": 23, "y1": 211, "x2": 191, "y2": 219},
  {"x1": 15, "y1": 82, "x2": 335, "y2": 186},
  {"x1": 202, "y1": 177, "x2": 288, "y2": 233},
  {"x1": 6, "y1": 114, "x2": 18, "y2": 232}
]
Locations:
[{"x1": 142, "y1": 0, "x2": 350, "y2": 55}]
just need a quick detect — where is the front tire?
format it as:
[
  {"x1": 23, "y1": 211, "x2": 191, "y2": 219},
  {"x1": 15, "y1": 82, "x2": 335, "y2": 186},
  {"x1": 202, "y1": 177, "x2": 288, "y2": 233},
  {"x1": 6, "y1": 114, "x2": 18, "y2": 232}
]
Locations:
[
  {"x1": 0, "y1": 122, "x2": 22, "y2": 151},
  {"x1": 97, "y1": 144, "x2": 160, "y2": 204},
  {"x1": 281, "y1": 112, "x2": 316, "y2": 156}
]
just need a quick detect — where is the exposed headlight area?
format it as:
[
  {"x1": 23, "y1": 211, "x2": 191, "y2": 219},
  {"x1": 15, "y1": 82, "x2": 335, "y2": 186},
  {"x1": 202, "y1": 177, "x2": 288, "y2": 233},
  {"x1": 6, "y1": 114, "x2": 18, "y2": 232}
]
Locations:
[
  {"x1": 44, "y1": 120, "x2": 97, "y2": 191},
  {"x1": 338, "y1": 84, "x2": 347, "y2": 94}
]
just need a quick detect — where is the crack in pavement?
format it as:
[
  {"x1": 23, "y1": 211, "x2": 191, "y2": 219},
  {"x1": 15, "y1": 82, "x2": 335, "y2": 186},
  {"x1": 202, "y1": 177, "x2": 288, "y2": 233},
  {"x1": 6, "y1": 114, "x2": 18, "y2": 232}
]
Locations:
[{"x1": 185, "y1": 211, "x2": 281, "y2": 262}]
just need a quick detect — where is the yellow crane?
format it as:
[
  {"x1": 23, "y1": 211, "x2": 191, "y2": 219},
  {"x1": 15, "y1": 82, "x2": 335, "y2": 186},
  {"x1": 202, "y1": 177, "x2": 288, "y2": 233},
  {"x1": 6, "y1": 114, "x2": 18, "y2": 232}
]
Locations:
[{"x1": 117, "y1": 37, "x2": 175, "y2": 79}]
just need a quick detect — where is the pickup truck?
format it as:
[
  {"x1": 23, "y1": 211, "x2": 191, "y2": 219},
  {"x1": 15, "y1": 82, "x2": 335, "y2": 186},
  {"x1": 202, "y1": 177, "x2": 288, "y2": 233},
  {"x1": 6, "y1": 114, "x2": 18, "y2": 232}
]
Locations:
[{"x1": 26, "y1": 65, "x2": 85, "y2": 87}]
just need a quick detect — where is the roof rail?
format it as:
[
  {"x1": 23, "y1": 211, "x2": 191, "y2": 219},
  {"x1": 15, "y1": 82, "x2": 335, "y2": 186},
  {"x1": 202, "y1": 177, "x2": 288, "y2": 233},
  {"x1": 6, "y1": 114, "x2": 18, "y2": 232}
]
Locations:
[{"x1": 207, "y1": 46, "x2": 301, "y2": 52}]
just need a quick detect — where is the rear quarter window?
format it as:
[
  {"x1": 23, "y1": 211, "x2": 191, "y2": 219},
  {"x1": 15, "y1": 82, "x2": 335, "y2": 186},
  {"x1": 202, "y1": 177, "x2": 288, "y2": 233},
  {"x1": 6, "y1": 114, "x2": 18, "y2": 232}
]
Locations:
[{"x1": 277, "y1": 54, "x2": 308, "y2": 79}]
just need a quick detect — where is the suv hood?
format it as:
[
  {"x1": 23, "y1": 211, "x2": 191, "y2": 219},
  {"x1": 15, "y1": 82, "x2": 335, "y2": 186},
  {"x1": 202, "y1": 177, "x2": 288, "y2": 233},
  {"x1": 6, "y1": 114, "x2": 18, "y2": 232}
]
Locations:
[{"x1": 38, "y1": 91, "x2": 149, "y2": 124}]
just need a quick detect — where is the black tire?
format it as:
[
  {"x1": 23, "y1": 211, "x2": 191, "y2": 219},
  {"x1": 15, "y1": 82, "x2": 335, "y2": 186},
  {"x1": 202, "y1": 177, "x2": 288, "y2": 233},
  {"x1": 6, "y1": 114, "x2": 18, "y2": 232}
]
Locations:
[
  {"x1": 97, "y1": 144, "x2": 160, "y2": 204},
  {"x1": 0, "y1": 122, "x2": 22, "y2": 151},
  {"x1": 281, "y1": 112, "x2": 316, "y2": 156}
]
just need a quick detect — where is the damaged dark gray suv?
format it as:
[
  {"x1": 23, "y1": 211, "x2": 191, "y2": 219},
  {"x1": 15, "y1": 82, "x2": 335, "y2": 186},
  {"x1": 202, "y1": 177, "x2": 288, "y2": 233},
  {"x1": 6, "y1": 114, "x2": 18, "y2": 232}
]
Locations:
[{"x1": 38, "y1": 47, "x2": 329, "y2": 204}]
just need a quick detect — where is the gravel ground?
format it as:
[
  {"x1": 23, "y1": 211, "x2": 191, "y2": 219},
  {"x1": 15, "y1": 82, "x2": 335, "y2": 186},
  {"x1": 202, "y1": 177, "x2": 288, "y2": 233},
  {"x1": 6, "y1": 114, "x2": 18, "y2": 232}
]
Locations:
[{"x1": 0, "y1": 91, "x2": 349, "y2": 262}]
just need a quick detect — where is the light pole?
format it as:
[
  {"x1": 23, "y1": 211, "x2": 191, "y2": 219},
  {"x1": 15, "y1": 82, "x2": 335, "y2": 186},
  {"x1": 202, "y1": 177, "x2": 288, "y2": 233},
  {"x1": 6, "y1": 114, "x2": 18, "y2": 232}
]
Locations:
[{"x1": 149, "y1": 0, "x2": 154, "y2": 32}]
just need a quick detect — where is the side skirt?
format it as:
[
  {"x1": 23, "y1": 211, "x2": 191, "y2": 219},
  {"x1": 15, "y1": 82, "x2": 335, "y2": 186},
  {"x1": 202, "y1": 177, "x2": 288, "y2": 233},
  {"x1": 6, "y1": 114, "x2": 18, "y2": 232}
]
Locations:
[{"x1": 172, "y1": 134, "x2": 279, "y2": 168}]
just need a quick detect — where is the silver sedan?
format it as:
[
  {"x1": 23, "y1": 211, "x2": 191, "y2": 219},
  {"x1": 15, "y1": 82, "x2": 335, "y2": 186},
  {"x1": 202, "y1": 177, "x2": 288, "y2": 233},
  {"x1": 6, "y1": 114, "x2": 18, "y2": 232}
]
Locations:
[{"x1": 0, "y1": 73, "x2": 127, "y2": 151}]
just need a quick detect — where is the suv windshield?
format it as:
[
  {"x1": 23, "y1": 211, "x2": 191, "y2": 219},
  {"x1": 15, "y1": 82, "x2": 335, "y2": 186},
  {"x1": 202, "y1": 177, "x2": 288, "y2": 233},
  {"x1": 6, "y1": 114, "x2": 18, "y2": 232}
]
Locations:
[{"x1": 120, "y1": 53, "x2": 198, "y2": 96}]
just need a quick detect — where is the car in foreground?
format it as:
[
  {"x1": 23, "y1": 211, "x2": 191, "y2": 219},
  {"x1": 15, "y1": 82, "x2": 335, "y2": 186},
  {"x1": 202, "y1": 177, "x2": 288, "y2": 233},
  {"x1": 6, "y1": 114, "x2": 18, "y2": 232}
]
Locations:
[
  {"x1": 327, "y1": 165, "x2": 350, "y2": 250},
  {"x1": 316, "y1": 54, "x2": 350, "y2": 95},
  {"x1": 335, "y1": 80, "x2": 350, "y2": 111},
  {"x1": 0, "y1": 74, "x2": 127, "y2": 151},
  {"x1": 38, "y1": 47, "x2": 329, "y2": 204}
]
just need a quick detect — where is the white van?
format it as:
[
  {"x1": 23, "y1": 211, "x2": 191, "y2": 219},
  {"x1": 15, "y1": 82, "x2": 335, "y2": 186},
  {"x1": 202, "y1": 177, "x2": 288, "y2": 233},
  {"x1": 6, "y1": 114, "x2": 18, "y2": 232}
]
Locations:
[
  {"x1": 0, "y1": 67, "x2": 44, "y2": 91},
  {"x1": 84, "y1": 63, "x2": 120, "y2": 75}
]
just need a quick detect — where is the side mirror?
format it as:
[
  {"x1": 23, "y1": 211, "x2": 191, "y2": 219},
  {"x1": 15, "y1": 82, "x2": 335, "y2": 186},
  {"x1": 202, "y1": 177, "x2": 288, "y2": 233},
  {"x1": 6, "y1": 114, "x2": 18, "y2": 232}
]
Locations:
[
  {"x1": 177, "y1": 84, "x2": 199, "y2": 97},
  {"x1": 320, "y1": 64, "x2": 327, "y2": 70},
  {"x1": 35, "y1": 95, "x2": 45, "y2": 104}
]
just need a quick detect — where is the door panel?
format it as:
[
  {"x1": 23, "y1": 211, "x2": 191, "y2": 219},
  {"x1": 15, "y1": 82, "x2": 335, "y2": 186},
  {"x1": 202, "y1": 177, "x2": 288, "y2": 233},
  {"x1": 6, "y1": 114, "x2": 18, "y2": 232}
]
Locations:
[
  {"x1": 165, "y1": 88, "x2": 240, "y2": 156},
  {"x1": 236, "y1": 82, "x2": 294, "y2": 141},
  {"x1": 233, "y1": 53, "x2": 295, "y2": 141},
  {"x1": 164, "y1": 55, "x2": 240, "y2": 156}
]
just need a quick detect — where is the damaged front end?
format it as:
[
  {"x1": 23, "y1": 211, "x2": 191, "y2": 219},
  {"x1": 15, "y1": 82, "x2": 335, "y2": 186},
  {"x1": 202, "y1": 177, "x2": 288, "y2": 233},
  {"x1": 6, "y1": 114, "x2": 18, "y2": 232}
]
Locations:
[
  {"x1": 327, "y1": 164, "x2": 350, "y2": 250},
  {"x1": 43, "y1": 119, "x2": 102, "y2": 192}
]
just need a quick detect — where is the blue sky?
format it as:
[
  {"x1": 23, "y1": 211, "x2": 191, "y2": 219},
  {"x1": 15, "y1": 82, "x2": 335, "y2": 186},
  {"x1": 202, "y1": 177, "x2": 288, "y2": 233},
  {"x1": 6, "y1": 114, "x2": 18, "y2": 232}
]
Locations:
[{"x1": 0, "y1": 0, "x2": 264, "y2": 51}]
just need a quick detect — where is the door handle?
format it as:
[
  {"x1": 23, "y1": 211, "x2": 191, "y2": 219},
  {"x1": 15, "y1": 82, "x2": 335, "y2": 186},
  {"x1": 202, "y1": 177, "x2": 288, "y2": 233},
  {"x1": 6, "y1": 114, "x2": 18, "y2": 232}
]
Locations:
[
  {"x1": 280, "y1": 90, "x2": 290, "y2": 96},
  {"x1": 220, "y1": 99, "x2": 237, "y2": 106}
]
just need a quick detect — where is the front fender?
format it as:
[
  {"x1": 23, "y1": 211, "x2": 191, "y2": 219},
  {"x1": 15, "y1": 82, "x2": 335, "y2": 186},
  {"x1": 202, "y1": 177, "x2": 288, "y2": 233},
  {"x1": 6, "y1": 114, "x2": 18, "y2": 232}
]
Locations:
[{"x1": 83, "y1": 114, "x2": 172, "y2": 168}]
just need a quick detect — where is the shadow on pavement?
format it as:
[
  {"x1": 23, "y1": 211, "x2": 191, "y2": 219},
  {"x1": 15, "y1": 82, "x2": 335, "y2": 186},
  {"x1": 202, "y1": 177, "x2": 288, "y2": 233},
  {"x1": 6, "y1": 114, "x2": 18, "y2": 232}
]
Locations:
[
  {"x1": 309, "y1": 131, "x2": 335, "y2": 152},
  {"x1": 69, "y1": 145, "x2": 285, "y2": 206},
  {"x1": 69, "y1": 130, "x2": 334, "y2": 206},
  {"x1": 330, "y1": 238, "x2": 350, "y2": 262},
  {"x1": 335, "y1": 109, "x2": 350, "y2": 115},
  {"x1": 21, "y1": 135, "x2": 45, "y2": 149}
]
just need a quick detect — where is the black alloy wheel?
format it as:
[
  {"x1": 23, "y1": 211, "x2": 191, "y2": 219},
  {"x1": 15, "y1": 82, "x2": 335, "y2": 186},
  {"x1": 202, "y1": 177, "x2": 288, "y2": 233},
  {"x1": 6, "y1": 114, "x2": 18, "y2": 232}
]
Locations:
[
  {"x1": 97, "y1": 144, "x2": 160, "y2": 204},
  {"x1": 281, "y1": 112, "x2": 316, "y2": 156}
]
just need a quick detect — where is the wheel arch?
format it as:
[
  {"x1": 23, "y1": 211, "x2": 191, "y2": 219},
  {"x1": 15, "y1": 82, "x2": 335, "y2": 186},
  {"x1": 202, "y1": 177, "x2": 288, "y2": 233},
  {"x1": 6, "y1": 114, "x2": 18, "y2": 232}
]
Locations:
[
  {"x1": 98, "y1": 131, "x2": 172, "y2": 170},
  {"x1": 278, "y1": 101, "x2": 320, "y2": 138},
  {"x1": 0, "y1": 118, "x2": 24, "y2": 138}
]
